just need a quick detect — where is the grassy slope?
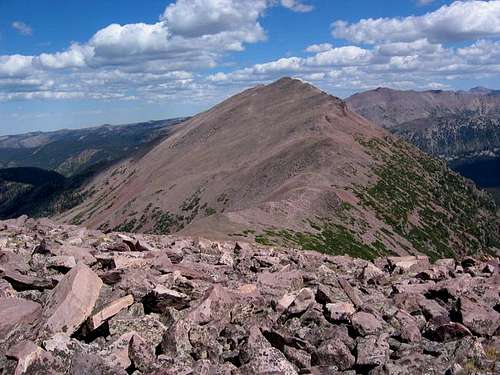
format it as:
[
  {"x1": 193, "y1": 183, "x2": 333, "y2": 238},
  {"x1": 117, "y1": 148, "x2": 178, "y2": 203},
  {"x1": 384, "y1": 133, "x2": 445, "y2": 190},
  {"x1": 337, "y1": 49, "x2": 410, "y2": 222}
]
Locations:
[{"x1": 253, "y1": 137, "x2": 499, "y2": 260}]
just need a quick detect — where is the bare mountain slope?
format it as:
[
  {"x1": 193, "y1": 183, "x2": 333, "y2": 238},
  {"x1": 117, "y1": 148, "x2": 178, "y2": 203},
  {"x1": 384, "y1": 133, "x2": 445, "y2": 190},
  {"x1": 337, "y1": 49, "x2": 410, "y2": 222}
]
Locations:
[
  {"x1": 58, "y1": 78, "x2": 499, "y2": 260},
  {"x1": 347, "y1": 87, "x2": 500, "y2": 130}
]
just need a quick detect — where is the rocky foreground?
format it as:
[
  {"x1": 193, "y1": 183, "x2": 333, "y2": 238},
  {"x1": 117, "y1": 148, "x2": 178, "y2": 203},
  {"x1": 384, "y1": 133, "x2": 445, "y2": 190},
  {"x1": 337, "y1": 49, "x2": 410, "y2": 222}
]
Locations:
[{"x1": 0, "y1": 217, "x2": 498, "y2": 375}]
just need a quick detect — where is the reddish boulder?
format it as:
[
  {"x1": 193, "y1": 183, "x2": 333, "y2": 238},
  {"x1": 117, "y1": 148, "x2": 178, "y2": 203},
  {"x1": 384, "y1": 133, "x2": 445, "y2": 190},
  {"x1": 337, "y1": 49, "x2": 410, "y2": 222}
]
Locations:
[
  {"x1": 40, "y1": 263, "x2": 102, "y2": 335},
  {"x1": 0, "y1": 297, "x2": 41, "y2": 338}
]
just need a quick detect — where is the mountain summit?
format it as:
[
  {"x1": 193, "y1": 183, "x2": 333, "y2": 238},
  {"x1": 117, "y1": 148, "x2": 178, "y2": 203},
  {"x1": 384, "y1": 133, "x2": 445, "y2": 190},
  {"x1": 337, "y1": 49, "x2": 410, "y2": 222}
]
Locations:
[{"x1": 59, "y1": 78, "x2": 499, "y2": 260}]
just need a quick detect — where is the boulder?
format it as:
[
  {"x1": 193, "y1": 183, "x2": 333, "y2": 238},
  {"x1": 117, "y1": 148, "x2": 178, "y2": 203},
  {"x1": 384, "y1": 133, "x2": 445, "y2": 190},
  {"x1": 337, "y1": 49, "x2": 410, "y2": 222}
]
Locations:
[
  {"x1": 2, "y1": 270, "x2": 56, "y2": 291},
  {"x1": 351, "y1": 312, "x2": 383, "y2": 336},
  {"x1": 40, "y1": 263, "x2": 102, "y2": 335},
  {"x1": 129, "y1": 334, "x2": 157, "y2": 372},
  {"x1": 239, "y1": 326, "x2": 298, "y2": 375},
  {"x1": 53, "y1": 245, "x2": 96, "y2": 265},
  {"x1": 6, "y1": 340, "x2": 47, "y2": 375},
  {"x1": 312, "y1": 340, "x2": 355, "y2": 370},
  {"x1": 87, "y1": 294, "x2": 134, "y2": 331},
  {"x1": 393, "y1": 310, "x2": 421, "y2": 343},
  {"x1": 47, "y1": 255, "x2": 77, "y2": 272},
  {"x1": 143, "y1": 285, "x2": 191, "y2": 312},
  {"x1": 459, "y1": 297, "x2": 499, "y2": 336},
  {"x1": 287, "y1": 288, "x2": 314, "y2": 315},
  {"x1": 0, "y1": 297, "x2": 41, "y2": 338},
  {"x1": 356, "y1": 334, "x2": 390, "y2": 367},
  {"x1": 326, "y1": 302, "x2": 356, "y2": 321}
]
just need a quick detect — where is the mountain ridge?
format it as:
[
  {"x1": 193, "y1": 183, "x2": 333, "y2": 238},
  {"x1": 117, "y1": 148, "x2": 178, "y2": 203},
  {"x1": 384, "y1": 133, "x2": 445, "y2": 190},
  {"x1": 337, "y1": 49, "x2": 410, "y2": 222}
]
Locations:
[{"x1": 55, "y1": 78, "x2": 499, "y2": 260}]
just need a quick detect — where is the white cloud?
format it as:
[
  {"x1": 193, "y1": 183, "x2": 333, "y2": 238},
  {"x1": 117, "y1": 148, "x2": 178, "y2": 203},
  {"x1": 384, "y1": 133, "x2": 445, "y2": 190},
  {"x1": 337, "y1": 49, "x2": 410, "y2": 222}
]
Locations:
[
  {"x1": 12, "y1": 21, "x2": 32, "y2": 36},
  {"x1": 162, "y1": 0, "x2": 267, "y2": 38},
  {"x1": 0, "y1": 55, "x2": 34, "y2": 77},
  {"x1": 417, "y1": 0, "x2": 435, "y2": 6},
  {"x1": 332, "y1": 0, "x2": 500, "y2": 44},
  {"x1": 1, "y1": 0, "x2": 500, "y2": 105},
  {"x1": 306, "y1": 46, "x2": 373, "y2": 66},
  {"x1": 375, "y1": 39, "x2": 443, "y2": 57},
  {"x1": 37, "y1": 44, "x2": 92, "y2": 69},
  {"x1": 280, "y1": 0, "x2": 314, "y2": 13},
  {"x1": 305, "y1": 43, "x2": 333, "y2": 53}
]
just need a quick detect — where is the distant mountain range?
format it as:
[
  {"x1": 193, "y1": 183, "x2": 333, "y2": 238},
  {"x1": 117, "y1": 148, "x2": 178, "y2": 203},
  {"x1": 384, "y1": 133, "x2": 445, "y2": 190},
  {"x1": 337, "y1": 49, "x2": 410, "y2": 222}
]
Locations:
[
  {"x1": 51, "y1": 78, "x2": 498, "y2": 260},
  {"x1": 347, "y1": 87, "x2": 500, "y2": 203},
  {"x1": 0, "y1": 118, "x2": 186, "y2": 220},
  {"x1": 0, "y1": 118, "x2": 187, "y2": 176}
]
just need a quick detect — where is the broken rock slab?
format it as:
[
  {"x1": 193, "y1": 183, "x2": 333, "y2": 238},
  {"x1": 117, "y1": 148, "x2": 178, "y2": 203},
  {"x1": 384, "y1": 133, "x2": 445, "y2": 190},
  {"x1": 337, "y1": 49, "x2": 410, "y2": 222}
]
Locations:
[
  {"x1": 87, "y1": 294, "x2": 134, "y2": 331},
  {"x1": 40, "y1": 263, "x2": 102, "y2": 336},
  {"x1": 0, "y1": 297, "x2": 41, "y2": 338},
  {"x1": 6, "y1": 340, "x2": 47, "y2": 375}
]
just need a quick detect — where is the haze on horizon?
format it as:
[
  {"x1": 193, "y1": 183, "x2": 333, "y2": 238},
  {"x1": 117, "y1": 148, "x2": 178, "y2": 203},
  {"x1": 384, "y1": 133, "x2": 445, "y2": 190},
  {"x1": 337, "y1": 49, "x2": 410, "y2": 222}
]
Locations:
[{"x1": 1, "y1": 0, "x2": 500, "y2": 135}]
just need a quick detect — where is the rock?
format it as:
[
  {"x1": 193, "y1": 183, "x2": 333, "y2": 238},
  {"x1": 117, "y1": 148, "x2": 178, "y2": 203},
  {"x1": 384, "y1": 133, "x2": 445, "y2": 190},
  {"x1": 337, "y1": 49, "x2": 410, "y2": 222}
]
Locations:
[
  {"x1": 101, "y1": 332, "x2": 135, "y2": 369},
  {"x1": 6, "y1": 340, "x2": 47, "y2": 375},
  {"x1": 325, "y1": 302, "x2": 356, "y2": 321},
  {"x1": 0, "y1": 279, "x2": 16, "y2": 297},
  {"x1": 143, "y1": 285, "x2": 191, "y2": 312},
  {"x1": 47, "y1": 255, "x2": 77, "y2": 272},
  {"x1": 53, "y1": 245, "x2": 96, "y2": 265},
  {"x1": 337, "y1": 277, "x2": 363, "y2": 307},
  {"x1": 435, "y1": 258, "x2": 455, "y2": 269},
  {"x1": 0, "y1": 297, "x2": 41, "y2": 338},
  {"x1": 425, "y1": 319, "x2": 472, "y2": 342},
  {"x1": 387, "y1": 256, "x2": 429, "y2": 272},
  {"x1": 0, "y1": 218, "x2": 496, "y2": 374},
  {"x1": 69, "y1": 352, "x2": 127, "y2": 375},
  {"x1": 360, "y1": 263, "x2": 384, "y2": 282},
  {"x1": 393, "y1": 310, "x2": 421, "y2": 343},
  {"x1": 287, "y1": 288, "x2": 314, "y2": 315},
  {"x1": 129, "y1": 334, "x2": 156, "y2": 372},
  {"x1": 239, "y1": 326, "x2": 298, "y2": 375},
  {"x1": 312, "y1": 340, "x2": 355, "y2": 370},
  {"x1": 283, "y1": 345, "x2": 311, "y2": 369},
  {"x1": 109, "y1": 314, "x2": 166, "y2": 349},
  {"x1": 351, "y1": 312, "x2": 383, "y2": 336},
  {"x1": 459, "y1": 297, "x2": 499, "y2": 336},
  {"x1": 40, "y1": 263, "x2": 102, "y2": 335},
  {"x1": 87, "y1": 294, "x2": 134, "y2": 331},
  {"x1": 2, "y1": 270, "x2": 56, "y2": 291},
  {"x1": 356, "y1": 334, "x2": 390, "y2": 367},
  {"x1": 111, "y1": 254, "x2": 153, "y2": 270}
]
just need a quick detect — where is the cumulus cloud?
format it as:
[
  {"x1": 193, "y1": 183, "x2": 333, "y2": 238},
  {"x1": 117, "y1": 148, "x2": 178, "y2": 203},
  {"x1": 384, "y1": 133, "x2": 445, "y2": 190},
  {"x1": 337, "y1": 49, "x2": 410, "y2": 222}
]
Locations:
[
  {"x1": 0, "y1": 0, "x2": 316, "y2": 102},
  {"x1": 12, "y1": 21, "x2": 32, "y2": 36},
  {"x1": 305, "y1": 43, "x2": 333, "y2": 53},
  {"x1": 2, "y1": 0, "x2": 500, "y2": 105},
  {"x1": 332, "y1": 0, "x2": 500, "y2": 44},
  {"x1": 0, "y1": 55, "x2": 34, "y2": 77},
  {"x1": 162, "y1": 0, "x2": 267, "y2": 38}
]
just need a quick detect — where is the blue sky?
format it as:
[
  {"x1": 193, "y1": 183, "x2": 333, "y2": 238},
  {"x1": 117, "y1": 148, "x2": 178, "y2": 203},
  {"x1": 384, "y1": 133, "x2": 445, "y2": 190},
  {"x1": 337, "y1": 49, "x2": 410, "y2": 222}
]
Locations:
[{"x1": 1, "y1": 0, "x2": 499, "y2": 135}]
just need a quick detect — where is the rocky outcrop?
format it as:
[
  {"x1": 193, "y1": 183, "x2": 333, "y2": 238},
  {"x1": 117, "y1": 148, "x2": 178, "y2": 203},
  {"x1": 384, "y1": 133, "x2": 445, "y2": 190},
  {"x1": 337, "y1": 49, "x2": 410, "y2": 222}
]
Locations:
[{"x1": 0, "y1": 218, "x2": 498, "y2": 374}]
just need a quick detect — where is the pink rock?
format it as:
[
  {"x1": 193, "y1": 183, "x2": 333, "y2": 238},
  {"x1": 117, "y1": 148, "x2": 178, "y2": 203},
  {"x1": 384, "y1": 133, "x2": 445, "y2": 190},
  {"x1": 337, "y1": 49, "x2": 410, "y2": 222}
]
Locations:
[
  {"x1": 326, "y1": 302, "x2": 356, "y2": 321},
  {"x1": 6, "y1": 340, "x2": 46, "y2": 375},
  {"x1": 351, "y1": 312, "x2": 383, "y2": 336},
  {"x1": 288, "y1": 288, "x2": 314, "y2": 315},
  {"x1": 88, "y1": 294, "x2": 134, "y2": 331},
  {"x1": 460, "y1": 297, "x2": 499, "y2": 336},
  {"x1": 0, "y1": 297, "x2": 41, "y2": 338},
  {"x1": 394, "y1": 310, "x2": 422, "y2": 342},
  {"x1": 41, "y1": 263, "x2": 102, "y2": 335},
  {"x1": 53, "y1": 245, "x2": 97, "y2": 265}
]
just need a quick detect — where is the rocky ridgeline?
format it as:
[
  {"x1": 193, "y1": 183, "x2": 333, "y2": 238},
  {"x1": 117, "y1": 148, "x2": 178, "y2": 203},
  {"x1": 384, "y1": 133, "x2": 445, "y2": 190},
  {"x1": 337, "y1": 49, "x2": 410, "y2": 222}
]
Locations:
[{"x1": 0, "y1": 216, "x2": 498, "y2": 375}]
